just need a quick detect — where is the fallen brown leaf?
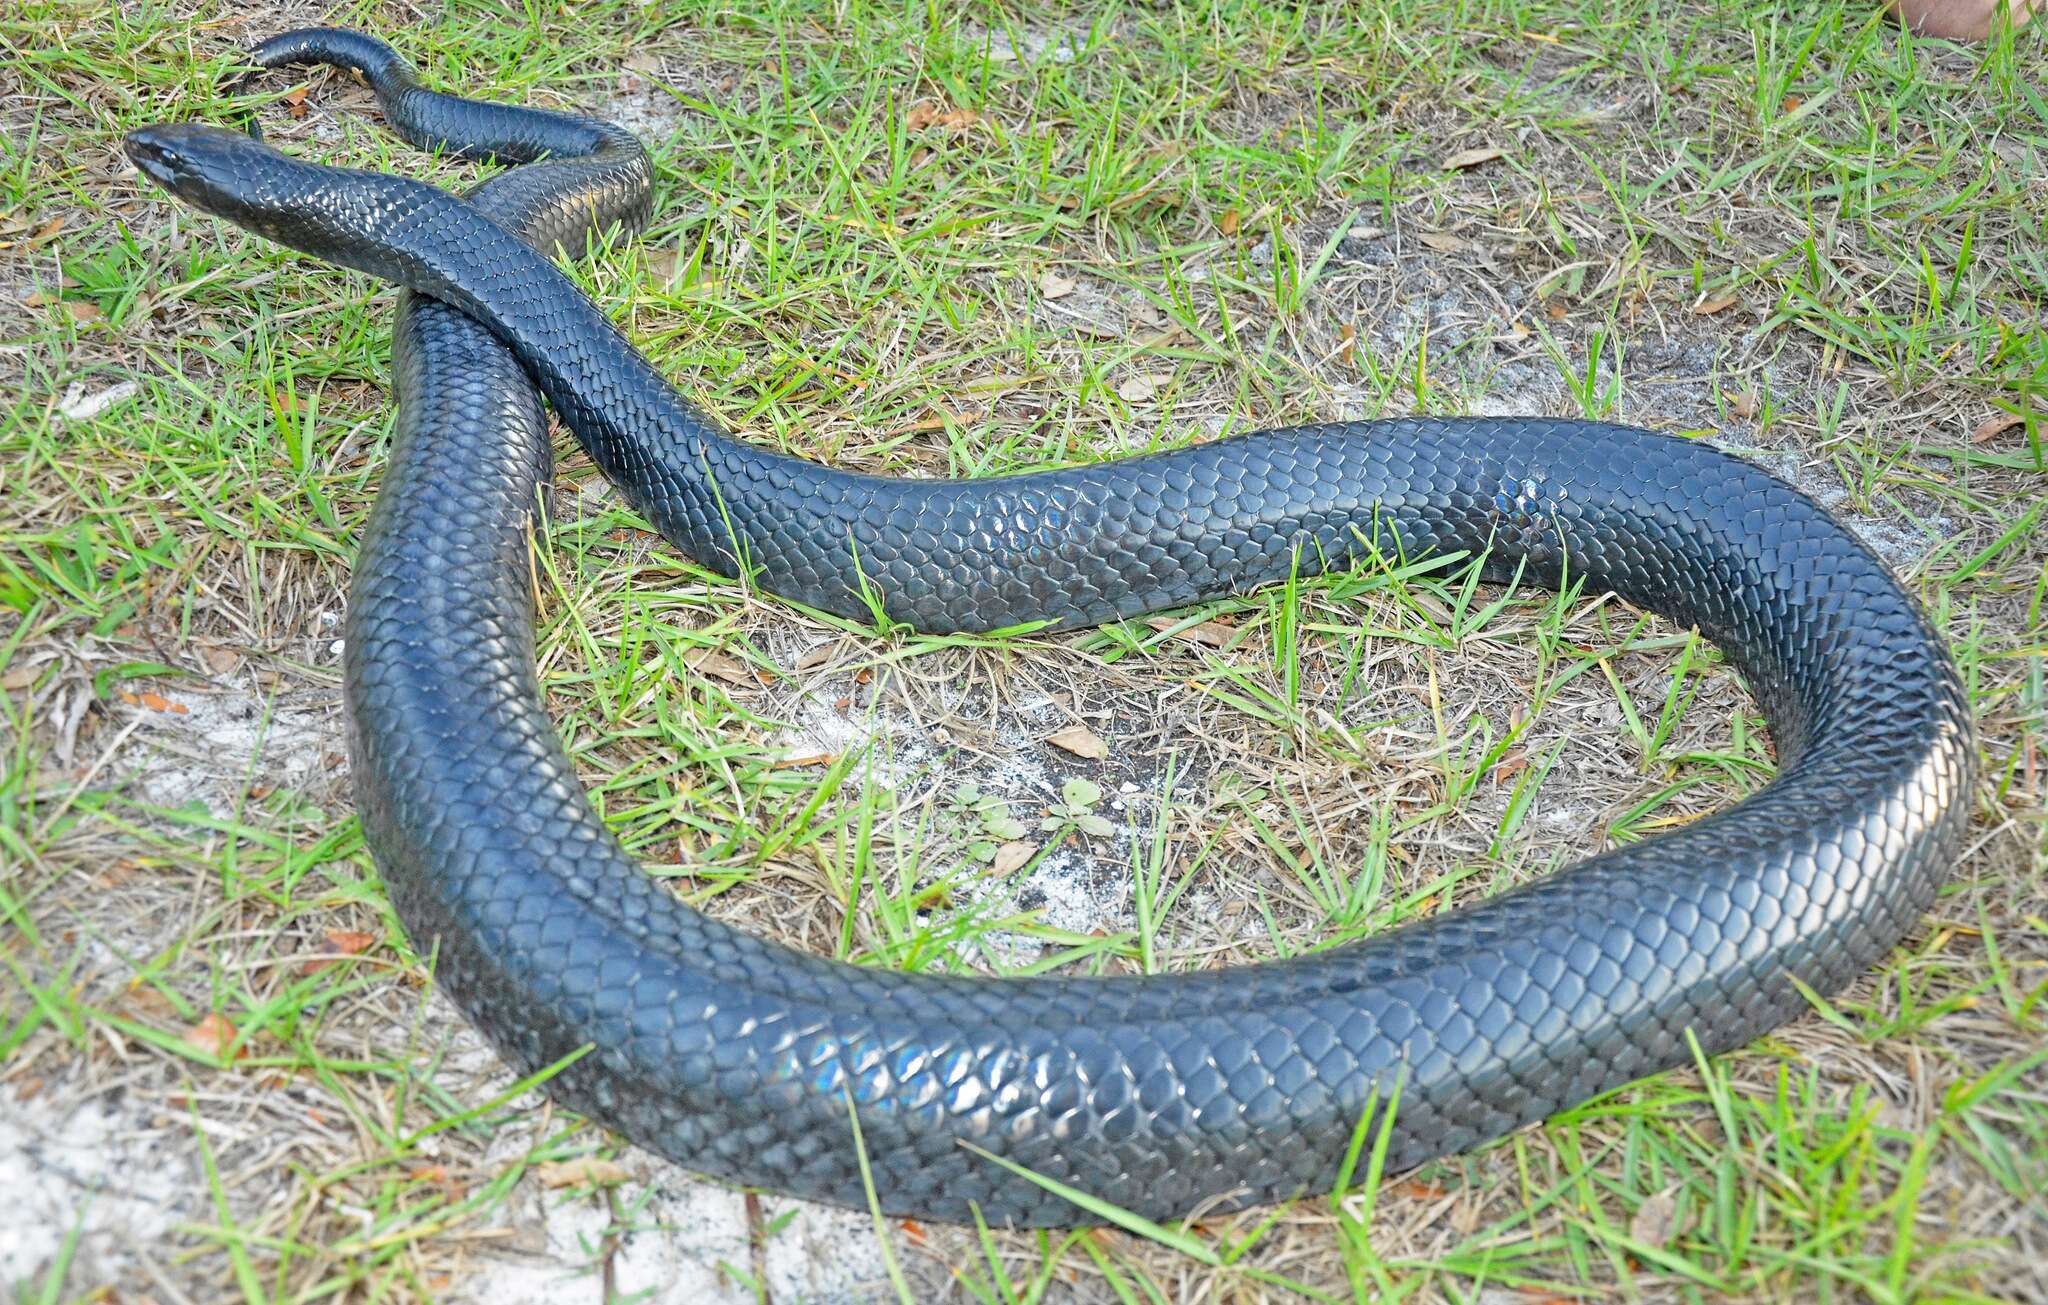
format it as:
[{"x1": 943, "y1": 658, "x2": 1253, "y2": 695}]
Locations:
[
  {"x1": 905, "y1": 100, "x2": 980, "y2": 131},
  {"x1": 1971, "y1": 411, "x2": 2028, "y2": 444},
  {"x1": 990, "y1": 841, "x2": 1037, "y2": 875},
  {"x1": 1145, "y1": 616, "x2": 1237, "y2": 648},
  {"x1": 642, "y1": 247, "x2": 682, "y2": 284},
  {"x1": 1039, "y1": 268, "x2": 1078, "y2": 299},
  {"x1": 1219, "y1": 208, "x2": 1240, "y2": 236},
  {"x1": 1418, "y1": 230, "x2": 1471, "y2": 254},
  {"x1": 326, "y1": 929, "x2": 376, "y2": 955},
  {"x1": 183, "y1": 1012, "x2": 241, "y2": 1061},
  {"x1": 773, "y1": 751, "x2": 837, "y2": 769},
  {"x1": 536, "y1": 1157, "x2": 632, "y2": 1188},
  {"x1": 1, "y1": 665, "x2": 36, "y2": 691},
  {"x1": 1440, "y1": 145, "x2": 1505, "y2": 170},
  {"x1": 199, "y1": 644, "x2": 238, "y2": 675},
  {"x1": 1691, "y1": 293, "x2": 1740, "y2": 316},
  {"x1": 1117, "y1": 372, "x2": 1170, "y2": 403},
  {"x1": 1726, "y1": 390, "x2": 1758, "y2": 420},
  {"x1": 1629, "y1": 1187, "x2": 1679, "y2": 1248},
  {"x1": 1046, "y1": 724, "x2": 1108, "y2": 759},
  {"x1": 683, "y1": 648, "x2": 755, "y2": 688}
]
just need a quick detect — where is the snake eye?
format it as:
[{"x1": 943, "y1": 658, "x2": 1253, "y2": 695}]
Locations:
[{"x1": 124, "y1": 130, "x2": 188, "y2": 185}]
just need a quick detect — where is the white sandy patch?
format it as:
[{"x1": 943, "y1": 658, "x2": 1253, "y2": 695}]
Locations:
[
  {"x1": 119, "y1": 687, "x2": 338, "y2": 815},
  {"x1": 462, "y1": 1171, "x2": 889, "y2": 1305},
  {"x1": 0, "y1": 1090, "x2": 196, "y2": 1293}
]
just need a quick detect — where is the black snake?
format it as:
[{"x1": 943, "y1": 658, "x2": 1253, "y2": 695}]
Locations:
[{"x1": 123, "y1": 30, "x2": 1973, "y2": 1225}]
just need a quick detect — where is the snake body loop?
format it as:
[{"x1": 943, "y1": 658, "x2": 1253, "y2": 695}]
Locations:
[{"x1": 125, "y1": 32, "x2": 1974, "y2": 1225}]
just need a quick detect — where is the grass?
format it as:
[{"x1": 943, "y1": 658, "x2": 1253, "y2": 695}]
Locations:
[{"x1": 3, "y1": 0, "x2": 2045, "y2": 1300}]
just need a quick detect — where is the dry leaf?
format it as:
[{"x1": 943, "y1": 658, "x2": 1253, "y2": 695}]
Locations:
[
  {"x1": 1691, "y1": 293, "x2": 1740, "y2": 316},
  {"x1": 64, "y1": 300, "x2": 101, "y2": 323},
  {"x1": 326, "y1": 929, "x2": 376, "y2": 955},
  {"x1": 301, "y1": 928, "x2": 378, "y2": 976},
  {"x1": 990, "y1": 841, "x2": 1037, "y2": 875},
  {"x1": 283, "y1": 86, "x2": 310, "y2": 118},
  {"x1": 1219, "y1": 209, "x2": 1240, "y2": 236},
  {"x1": 1117, "y1": 373, "x2": 1169, "y2": 402},
  {"x1": 624, "y1": 52, "x2": 661, "y2": 74},
  {"x1": 0, "y1": 666, "x2": 35, "y2": 691},
  {"x1": 1039, "y1": 268, "x2": 1077, "y2": 299},
  {"x1": 1727, "y1": 390, "x2": 1758, "y2": 420},
  {"x1": 1629, "y1": 1187, "x2": 1679, "y2": 1248},
  {"x1": 536, "y1": 1157, "x2": 632, "y2": 1188},
  {"x1": 1046, "y1": 724, "x2": 1108, "y2": 759},
  {"x1": 184, "y1": 1012, "x2": 241, "y2": 1061},
  {"x1": 199, "y1": 644, "x2": 238, "y2": 675},
  {"x1": 905, "y1": 100, "x2": 980, "y2": 131},
  {"x1": 773, "y1": 751, "x2": 837, "y2": 769},
  {"x1": 795, "y1": 643, "x2": 837, "y2": 672},
  {"x1": 1339, "y1": 322, "x2": 1357, "y2": 366},
  {"x1": 1440, "y1": 145, "x2": 1505, "y2": 170},
  {"x1": 1546, "y1": 302, "x2": 1569, "y2": 322},
  {"x1": 1972, "y1": 411, "x2": 2027, "y2": 444},
  {"x1": 683, "y1": 648, "x2": 755, "y2": 688},
  {"x1": 1146, "y1": 616, "x2": 1236, "y2": 648},
  {"x1": 1418, "y1": 231, "x2": 1471, "y2": 254},
  {"x1": 643, "y1": 247, "x2": 679, "y2": 282}
]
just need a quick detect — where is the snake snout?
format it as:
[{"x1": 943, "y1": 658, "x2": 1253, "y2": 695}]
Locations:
[
  {"x1": 125, "y1": 124, "x2": 270, "y2": 212},
  {"x1": 124, "y1": 127, "x2": 191, "y2": 187}
]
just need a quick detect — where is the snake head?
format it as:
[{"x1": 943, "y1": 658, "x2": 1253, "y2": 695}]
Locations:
[{"x1": 124, "y1": 125, "x2": 274, "y2": 217}]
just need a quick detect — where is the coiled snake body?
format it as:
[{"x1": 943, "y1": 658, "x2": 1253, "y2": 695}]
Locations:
[{"x1": 125, "y1": 31, "x2": 1973, "y2": 1225}]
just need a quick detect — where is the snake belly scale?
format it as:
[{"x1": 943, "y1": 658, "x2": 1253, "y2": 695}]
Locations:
[{"x1": 123, "y1": 30, "x2": 1973, "y2": 1225}]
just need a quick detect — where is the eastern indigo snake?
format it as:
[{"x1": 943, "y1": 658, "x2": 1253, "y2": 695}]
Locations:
[{"x1": 124, "y1": 30, "x2": 1974, "y2": 1225}]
